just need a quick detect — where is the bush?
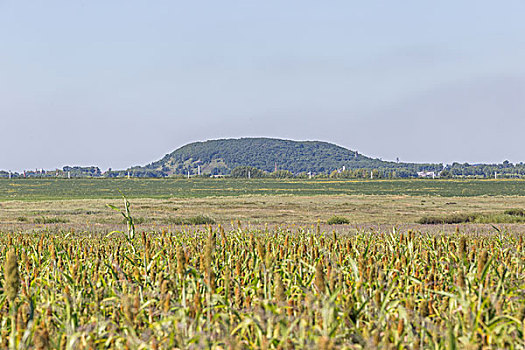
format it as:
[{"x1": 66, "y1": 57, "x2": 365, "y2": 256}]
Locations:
[
  {"x1": 418, "y1": 213, "x2": 477, "y2": 224},
  {"x1": 504, "y1": 208, "x2": 525, "y2": 217},
  {"x1": 475, "y1": 214, "x2": 525, "y2": 224},
  {"x1": 164, "y1": 215, "x2": 216, "y2": 225},
  {"x1": 419, "y1": 211, "x2": 525, "y2": 224},
  {"x1": 327, "y1": 215, "x2": 350, "y2": 225},
  {"x1": 34, "y1": 217, "x2": 69, "y2": 224},
  {"x1": 186, "y1": 215, "x2": 216, "y2": 225}
]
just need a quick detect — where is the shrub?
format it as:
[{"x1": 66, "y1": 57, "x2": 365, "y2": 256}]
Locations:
[
  {"x1": 186, "y1": 215, "x2": 215, "y2": 225},
  {"x1": 164, "y1": 215, "x2": 216, "y2": 225},
  {"x1": 34, "y1": 217, "x2": 69, "y2": 224},
  {"x1": 419, "y1": 211, "x2": 525, "y2": 224},
  {"x1": 327, "y1": 215, "x2": 350, "y2": 225},
  {"x1": 504, "y1": 208, "x2": 525, "y2": 217},
  {"x1": 418, "y1": 213, "x2": 477, "y2": 224},
  {"x1": 475, "y1": 213, "x2": 525, "y2": 224}
]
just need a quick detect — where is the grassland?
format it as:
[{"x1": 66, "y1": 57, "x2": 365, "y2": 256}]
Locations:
[
  {"x1": 2, "y1": 179, "x2": 525, "y2": 228},
  {"x1": 4, "y1": 195, "x2": 525, "y2": 229},
  {"x1": 2, "y1": 178, "x2": 525, "y2": 201}
]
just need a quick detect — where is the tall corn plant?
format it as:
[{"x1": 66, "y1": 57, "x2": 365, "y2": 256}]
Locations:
[{"x1": 107, "y1": 195, "x2": 136, "y2": 253}]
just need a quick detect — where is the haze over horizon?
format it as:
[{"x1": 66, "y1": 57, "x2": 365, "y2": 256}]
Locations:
[{"x1": 1, "y1": 1, "x2": 524, "y2": 172}]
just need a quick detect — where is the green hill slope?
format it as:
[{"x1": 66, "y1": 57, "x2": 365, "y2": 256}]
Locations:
[{"x1": 128, "y1": 138, "x2": 441, "y2": 176}]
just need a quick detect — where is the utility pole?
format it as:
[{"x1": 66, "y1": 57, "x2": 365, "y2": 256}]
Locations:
[
  {"x1": 198, "y1": 165, "x2": 201, "y2": 176},
  {"x1": 248, "y1": 170, "x2": 251, "y2": 179}
]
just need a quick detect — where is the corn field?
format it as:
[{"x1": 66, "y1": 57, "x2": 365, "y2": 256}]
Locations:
[{"x1": 0, "y1": 223, "x2": 524, "y2": 349}]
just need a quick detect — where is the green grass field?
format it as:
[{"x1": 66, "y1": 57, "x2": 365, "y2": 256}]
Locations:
[
  {"x1": 1, "y1": 178, "x2": 525, "y2": 201},
  {"x1": 1, "y1": 178, "x2": 525, "y2": 227}
]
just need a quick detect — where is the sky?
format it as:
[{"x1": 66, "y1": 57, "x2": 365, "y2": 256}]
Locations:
[{"x1": 1, "y1": 1, "x2": 525, "y2": 171}]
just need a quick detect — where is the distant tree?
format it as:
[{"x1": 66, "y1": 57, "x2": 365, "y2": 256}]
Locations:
[
  {"x1": 271, "y1": 170, "x2": 294, "y2": 178},
  {"x1": 440, "y1": 170, "x2": 451, "y2": 178},
  {"x1": 231, "y1": 166, "x2": 266, "y2": 178}
]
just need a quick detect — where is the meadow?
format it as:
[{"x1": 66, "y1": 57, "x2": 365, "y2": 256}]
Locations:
[
  {"x1": 2, "y1": 178, "x2": 525, "y2": 201},
  {"x1": 2, "y1": 178, "x2": 525, "y2": 228},
  {"x1": 0, "y1": 179, "x2": 524, "y2": 348},
  {"x1": 4, "y1": 194, "x2": 525, "y2": 229}
]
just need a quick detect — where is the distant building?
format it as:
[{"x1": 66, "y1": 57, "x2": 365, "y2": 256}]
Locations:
[{"x1": 417, "y1": 171, "x2": 436, "y2": 178}]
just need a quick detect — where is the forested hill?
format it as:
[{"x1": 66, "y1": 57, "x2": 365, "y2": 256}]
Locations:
[
  {"x1": 4, "y1": 137, "x2": 524, "y2": 178},
  {"x1": 128, "y1": 138, "x2": 442, "y2": 176}
]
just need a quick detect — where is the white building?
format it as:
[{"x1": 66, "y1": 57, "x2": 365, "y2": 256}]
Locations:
[{"x1": 417, "y1": 171, "x2": 436, "y2": 178}]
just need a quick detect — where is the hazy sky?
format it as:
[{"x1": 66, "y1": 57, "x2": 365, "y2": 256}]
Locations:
[{"x1": 1, "y1": 1, "x2": 525, "y2": 171}]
